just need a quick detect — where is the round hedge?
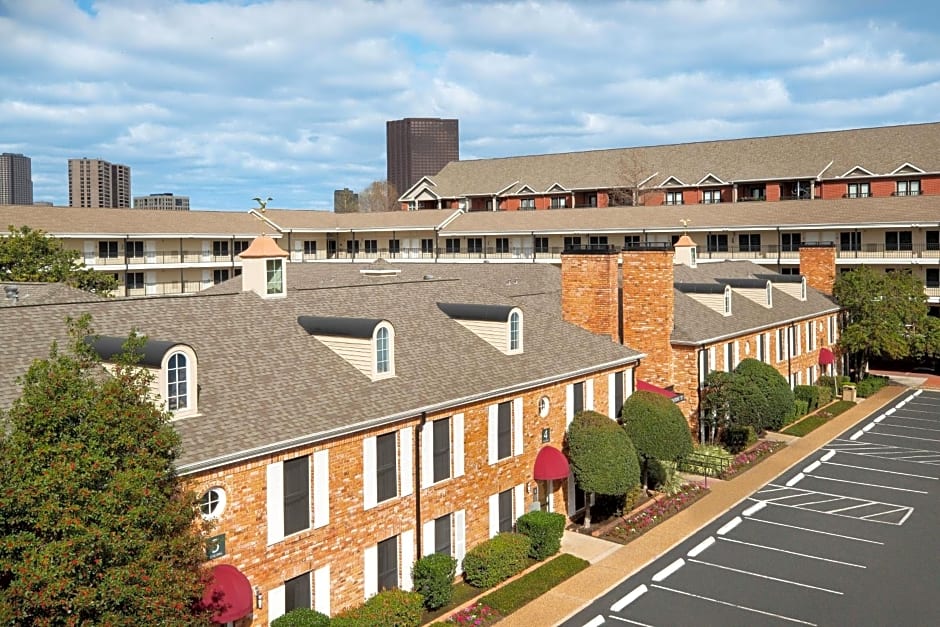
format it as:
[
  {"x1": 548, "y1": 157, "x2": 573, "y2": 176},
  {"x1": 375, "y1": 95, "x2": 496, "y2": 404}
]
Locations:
[
  {"x1": 620, "y1": 391, "x2": 694, "y2": 463},
  {"x1": 730, "y1": 358, "x2": 795, "y2": 431},
  {"x1": 567, "y1": 410, "x2": 640, "y2": 496}
]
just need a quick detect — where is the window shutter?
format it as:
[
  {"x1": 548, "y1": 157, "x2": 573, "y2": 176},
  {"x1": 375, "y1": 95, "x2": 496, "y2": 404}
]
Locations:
[
  {"x1": 314, "y1": 565, "x2": 330, "y2": 617},
  {"x1": 268, "y1": 585, "x2": 286, "y2": 622},
  {"x1": 363, "y1": 544, "x2": 378, "y2": 599},
  {"x1": 733, "y1": 341, "x2": 740, "y2": 369},
  {"x1": 420, "y1": 423, "x2": 433, "y2": 488},
  {"x1": 313, "y1": 450, "x2": 329, "y2": 529},
  {"x1": 514, "y1": 484, "x2": 525, "y2": 523},
  {"x1": 454, "y1": 510, "x2": 467, "y2": 574},
  {"x1": 565, "y1": 384, "x2": 574, "y2": 427},
  {"x1": 266, "y1": 461, "x2": 284, "y2": 545},
  {"x1": 567, "y1": 473, "x2": 576, "y2": 514},
  {"x1": 363, "y1": 437, "x2": 377, "y2": 510},
  {"x1": 487, "y1": 404, "x2": 498, "y2": 465},
  {"x1": 422, "y1": 520, "x2": 435, "y2": 557},
  {"x1": 399, "y1": 427, "x2": 413, "y2": 497},
  {"x1": 488, "y1": 493, "x2": 499, "y2": 537},
  {"x1": 453, "y1": 413, "x2": 465, "y2": 478},
  {"x1": 400, "y1": 529, "x2": 415, "y2": 591},
  {"x1": 708, "y1": 347, "x2": 716, "y2": 371},
  {"x1": 607, "y1": 373, "x2": 616, "y2": 417},
  {"x1": 512, "y1": 398, "x2": 523, "y2": 456},
  {"x1": 625, "y1": 367, "x2": 634, "y2": 399},
  {"x1": 585, "y1": 379, "x2": 595, "y2": 410}
]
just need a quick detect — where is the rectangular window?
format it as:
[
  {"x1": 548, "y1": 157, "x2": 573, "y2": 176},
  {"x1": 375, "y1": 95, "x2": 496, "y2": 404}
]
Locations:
[
  {"x1": 573, "y1": 381, "x2": 584, "y2": 414},
  {"x1": 233, "y1": 240, "x2": 250, "y2": 256},
  {"x1": 126, "y1": 240, "x2": 144, "y2": 258},
  {"x1": 519, "y1": 198, "x2": 535, "y2": 210},
  {"x1": 756, "y1": 333, "x2": 766, "y2": 363},
  {"x1": 885, "y1": 231, "x2": 913, "y2": 251},
  {"x1": 927, "y1": 268, "x2": 939, "y2": 288},
  {"x1": 550, "y1": 196, "x2": 567, "y2": 209},
  {"x1": 434, "y1": 514, "x2": 452, "y2": 556},
  {"x1": 613, "y1": 370, "x2": 624, "y2": 418},
  {"x1": 303, "y1": 240, "x2": 317, "y2": 255},
  {"x1": 98, "y1": 240, "x2": 119, "y2": 258},
  {"x1": 498, "y1": 488, "x2": 513, "y2": 533},
  {"x1": 445, "y1": 238, "x2": 461, "y2": 254},
  {"x1": 125, "y1": 272, "x2": 144, "y2": 289},
  {"x1": 432, "y1": 417, "x2": 451, "y2": 483},
  {"x1": 724, "y1": 342, "x2": 733, "y2": 372},
  {"x1": 665, "y1": 191, "x2": 684, "y2": 205},
  {"x1": 266, "y1": 259, "x2": 284, "y2": 294},
  {"x1": 896, "y1": 180, "x2": 921, "y2": 196},
  {"x1": 212, "y1": 269, "x2": 229, "y2": 284},
  {"x1": 781, "y1": 267, "x2": 801, "y2": 275},
  {"x1": 495, "y1": 238, "x2": 510, "y2": 254},
  {"x1": 781, "y1": 233, "x2": 802, "y2": 252},
  {"x1": 927, "y1": 231, "x2": 939, "y2": 251},
  {"x1": 840, "y1": 232, "x2": 861, "y2": 252},
  {"x1": 846, "y1": 182, "x2": 870, "y2": 198},
  {"x1": 589, "y1": 235, "x2": 608, "y2": 249},
  {"x1": 776, "y1": 328, "x2": 786, "y2": 362},
  {"x1": 376, "y1": 432, "x2": 397, "y2": 503},
  {"x1": 421, "y1": 239, "x2": 434, "y2": 254},
  {"x1": 563, "y1": 236, "x2": 581, "y2": 250},
  {"x1": 364, "y1": 240, "x2": 378, "y2": 254},
  {"x1": 739, "y1": 233, "x2": 761, "y2": 252},
  {"x1": 702, "y1": 189, "x2": 721, "y2": 204},
  {"x1": 624, "y1": 235, "x2": 641, "y2": 248},
  {"x1": 807, "y1": 321, "x2": 816, "y2": 351},
  {"x1": 283, "y1": 456, "x2": 310, "y2": 536},
  {"x1": 377, "y1": 536, "x2": 398, "y2": 592},
  {"x1": 534, "y1": 237, "x2": 549, "y2": 253},
  {"x1": 346, "y1": 240, "x2": 360, "y2": 254},
  {"x1": 707, "y1": 234, "x2": 728, "y2": 253},
  {"x1": 496, "y1": 401, "x2": 511, "y2": 460},
  {"x1": 467, "y1": 238, "x2": 482, "y2": 254},
  {"x1": 284, "y1": 572, "x2": 311, "y2": 612},
  {"x1": 212, "y1": 240, "x2": 230, "y2": 258},
  {"x1": 388, "y1": 239, "x2": 401, "y2": 254}
]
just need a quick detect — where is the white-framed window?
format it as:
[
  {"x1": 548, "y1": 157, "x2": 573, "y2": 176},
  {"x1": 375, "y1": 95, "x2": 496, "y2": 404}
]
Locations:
[
  {"x1": 266, "y1": 258, "x2": 284, "y2": 295},
  {"x1": 846, "y1": 181, "x2": 870, "y2": 198},
  {"x1": 550, "y1": 196, "x2": 567, "y2": 209},
  {"x1": 303, "y1": 240, "x2": 317, "y2": 256},
  {"x1": 776, "y1": 328, "x2": 786, "y2": 362},
  {"x1": 702, "y1": 189, "x2": 721, "y2": 204},
  {"x1": 212, "y1": 240, "x2": 230, "y2": 258},
  {"x1": 364, "y1": 428, "x2": 412, "y2": 509},
  {"x1": 724, "y1": 342, "x2": 734, "y2": 372},
  {"x1": 266, "y1": 450, "x2": 328, "y2": 545},
  {"x1": 508, "y1": 310, "x2": 522, "y2": 353},
  {"x1": 198, "y1": 487, "x2": 226, "y2": 520},
  {"x1": 364, "y1": 530, "x2": 414, "y2": 598},
  {"x1": 489, "y1": 485, "x2": 524, "y2": 537},
  {"x1": 373, "y1": 322, "x2": 395, "y2": 379},
  {"x1": 420, "y1": 414, "x2": 465, "y2": 489},
  {"x1": 268, "y1": 567, "x2": 331, "y2": 621},
  {"x1": 800, "y1": 276, "x2": 807, "y2": 301},
  {"x1": 422, "y1": 511, "x2": 467, "y2": 573},
  {"x1": 98, "y1": 240, "x2": 119, "y2": 259},
  {"x1": 608, "y1": 369, "x2": 633, "y2": 418},
  {"x1": 896, "y1": 179, "x2": 921, "y2": 196},
  {"x1": 519, "y1": 198, "x2": 536, "y2": 210},
  {"x1": 167, "y1": 352, "x2": 188, "y2": 411},
  {"x1": 665, "y1": 191, "x2": 684, "y2": 205},
  {"x1": 565, "y1": 379, "x2": 595, "y2": 426},
  {"x1": 807, "y1": 321, "x2": 816, "y2": 351},
  {"x1": 488, "y1": 398, "x2": 523, "y2": 463}
]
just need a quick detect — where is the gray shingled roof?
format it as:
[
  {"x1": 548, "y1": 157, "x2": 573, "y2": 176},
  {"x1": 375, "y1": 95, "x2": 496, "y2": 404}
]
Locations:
[
  {"x1": 260, "y1": 208, "x2": 460, "y2": 231},
  {"x1": 0, "y1": 267, "x2": 638, "y2": 474},
  {"x1": 0, "y1": 282, "x2": 104, "y2": 307},
  {"x1": 407, "y1": 122, "x2": 940, "y2": 199}
]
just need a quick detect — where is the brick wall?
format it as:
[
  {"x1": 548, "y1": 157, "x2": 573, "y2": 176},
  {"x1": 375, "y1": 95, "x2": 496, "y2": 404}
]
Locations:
[
  {"x1": 799, "y1": 245, "x2": 837, "y2": 295},
  {"x1": 622, "y1": 249, "x2": 674, "y2": 387},
  {"x1": 561, "y1": 250, "x2": 620, "y2": 342}
]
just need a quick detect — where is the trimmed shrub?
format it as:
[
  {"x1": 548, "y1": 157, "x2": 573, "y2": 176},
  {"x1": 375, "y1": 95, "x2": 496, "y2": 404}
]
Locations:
[
  {"x1": 515, "y1": 511, "x2": 566, "y2": 561},
  {"x1": 730, "y1": 359, "x2": 795, "y2": 431},
  {"x1": 479, "y1": 554, "x2": 589, "y2": 615},
  {"x1": 271, "y1": 608, "x2": 331, "y2": 627},
  {"x1": 567, "y1": 410, "x2": 641, "y2": 496},
  {"x1": 621, "y1": 391, "x2": 694, "y2": 487},
  {"x1": 817, "y1": 385, "x2": 834, "y2": 406},
  {"x1": 721, "y1": 425, "x2": 755, "y2": 454},
  {"x1": 412, "y1": 552, "x2": 457, "y2": 610},
  {"x1": 333, "y1": 589, "x2": 424, "y2": 627},
  {"x1": 462, "y1": 532, "x2": 530, "y2": 589},
  {"x1": 791, "y1": 399, "x2": 809, "y2": 422},
  {"x1": 857, "y1": 375, "x2": 889, "y2": 397},
  {"x1": 794, "y1": 385, "x2": 820, "y2": 410}
]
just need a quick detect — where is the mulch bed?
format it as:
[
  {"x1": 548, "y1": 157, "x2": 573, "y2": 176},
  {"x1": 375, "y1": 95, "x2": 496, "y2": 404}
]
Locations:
[{"x1": 595, "y1": 482, "x2": 710, "y2": 544}]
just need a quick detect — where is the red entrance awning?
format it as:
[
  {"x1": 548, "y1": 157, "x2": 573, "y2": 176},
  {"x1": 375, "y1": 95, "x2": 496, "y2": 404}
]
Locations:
[
  {"x1": 533, "y1": 446, "x2": 570, "y2": 481},
  {"x1": 637, "y1": 380, "x2": 684, "y2": 404},
  {"x1": 202, "y1": 564, "x2": 253, "y2": 624},
  {"x1": 819, "y1": 347, "x2": 835, "y2": 366}
]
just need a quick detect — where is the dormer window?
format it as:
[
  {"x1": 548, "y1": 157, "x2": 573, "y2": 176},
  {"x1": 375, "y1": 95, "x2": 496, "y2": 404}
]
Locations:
[
  {"x1": 298, "y1": 316, "x2": 395, "y2": 381},
  {"x1": 723, "y1": 285, "x2": 732, "y2": 316},
  {"x1": 766, "y1": 281, "x2": 773, "y2": 307},
  {"x1": 266, "y1": 259, "x2": 284, "y2": 295},
  {"x1": 438, "y1": 303, "x2": 524, "y2": 355},
  {"x1": 375, "y1": 325, "x2": 392, "y2": 376},
  {"x1": 167, "y1": 352, "x2": 189, "y2": 410},
  {"x1": 509, "y1": 310, "x2": 522, "y2": 353}
]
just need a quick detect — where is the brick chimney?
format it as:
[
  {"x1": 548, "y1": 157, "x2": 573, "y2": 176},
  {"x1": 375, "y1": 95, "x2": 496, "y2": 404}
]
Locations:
[
  {"x1": 561, "y1": 246, "x2": 620, "y2": 342},
  {"x1": 622, "y1": 244, "x2": 675, "y2": 387},
  {"x1": 798, "y1": 243, "x2": 837, "y2": 296}
]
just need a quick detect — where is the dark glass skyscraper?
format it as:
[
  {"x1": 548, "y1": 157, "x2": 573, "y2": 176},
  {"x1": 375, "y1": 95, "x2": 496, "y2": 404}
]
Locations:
[{"x1": 386, "y1": 118, "x2": 458, "y2": 200}]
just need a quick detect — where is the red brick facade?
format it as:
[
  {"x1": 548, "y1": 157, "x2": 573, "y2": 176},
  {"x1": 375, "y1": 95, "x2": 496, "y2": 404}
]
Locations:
[
  {"x1": 799, "y1": 245, "x2": 837, "y2": 295},
  {"x1": 621, "y1": 248, "x2": 675, "y2": 388},
  {"x1": 561, "y1": 250, "x2": 620, "y2": 342}
]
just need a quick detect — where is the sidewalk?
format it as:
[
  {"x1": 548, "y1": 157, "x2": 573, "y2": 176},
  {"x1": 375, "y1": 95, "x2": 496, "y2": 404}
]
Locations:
[{"x1": 504, "y1": 384, "x2": 908, "y2": 626}]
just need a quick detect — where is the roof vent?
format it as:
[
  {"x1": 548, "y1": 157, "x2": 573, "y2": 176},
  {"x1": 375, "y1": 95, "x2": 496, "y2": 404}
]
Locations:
[
  {"x1": 4, "y1": 285, "x2": 19, "y2": 303},
  {"x1": 423, "y1": 274, "x2": 434, "y2": 280}
]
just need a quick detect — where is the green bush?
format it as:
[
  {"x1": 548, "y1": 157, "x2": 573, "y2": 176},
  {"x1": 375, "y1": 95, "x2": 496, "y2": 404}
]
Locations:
[
  {"x1": 567, "y1": 410, "x2": 641, "y2": 496},
  {"x1": 721, "y1": 425, "x2": 756, "y2": 454},
  {"x1": 817, "y1": 385, "x2": 833, "y2": 406},
  {"x1": 730, "y1": 359, "x2": 795, "y2": 431},
  {"x1": 515, "y1": 511, "x2": 566, "y2": 561},
  {"x1": 621, "y1": 391, "x2": 694, "y2": 488},
  {"x1": 479, "y1": 554, "x2": 589, "y2": 615},
  {"x1": 856, "y1": 375, "x2": 889, "y2": 397},
  {"x1": 622, "y1": 484, "x2": 647, "y2": 513},
  {"x1": 794, "y1": 385, "x2": 820, "y2": 410},
  {"x1": 412, "y1": 552, "x2": 457, "y2": 610},
  {"x1": 333, "y1": 589, "x2": 424, "y2": 627},
  {"x1": 462, "y1": 532, "x2": 531, "y2": 589},
  {"x1": 271, "y1": 608, "x2": 331, "y2": 627},
  {"x1": 789, "y1": 399, "x2": 809, "y2": 424}
]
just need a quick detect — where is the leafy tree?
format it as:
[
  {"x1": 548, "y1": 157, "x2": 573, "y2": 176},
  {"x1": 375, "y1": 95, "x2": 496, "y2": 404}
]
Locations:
[
  {"x1": 566, "y1": 410, "x2": 640, "y2": 528},
  {"x1": 834, "y1": 265, "x2": 940, "y2": 375},
  {"x1": 0, "y1": 316, "x2": 211, "y2": 625},
  {"x1": 620, "y1": 391, "x2": 694, "y2": 489},
  {"x1": 730, "y1": 358, "x2": 794, "y2": 432},
  {"x1": 0, "y1": 225, "x2": 117, "y2": 294},
  {"x1": 699, "y1": 370, "x2": 736, "y2": 444}
]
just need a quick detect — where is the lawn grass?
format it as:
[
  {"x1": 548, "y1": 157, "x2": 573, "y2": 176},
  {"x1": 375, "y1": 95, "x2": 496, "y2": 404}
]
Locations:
[
  {"x1": 479, "y1": 554, "x2": 589, "y2": 615},
  {"x1": 782, "y1": 400, "x2": 856, "y2": 437}
]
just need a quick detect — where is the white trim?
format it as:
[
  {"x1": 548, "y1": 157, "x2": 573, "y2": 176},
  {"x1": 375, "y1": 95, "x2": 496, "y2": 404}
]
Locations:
[
  {"x1": 313, "y1": 450, "x2": 329, "y2": 528},
  {"x1": 453, "y1": 413, "x2": 465, "y2": 478},
  {"x1": 399, "y1": 427, "x2": 413, "y2": 498},
  {"x1": 608, "y1": 372, "x2": 616, "y2": 417},
  {"x1": 625, "y1": 368, "x2": 634, "y2": 400},
  {"x1": 585, "y1": 378, "x2": 595, "y2": 410},
  {"x1": 547, "y1": 479, "x2": 554, "y2": 512},
  {"x1": 363, "y1": 544, "x2": 377, "y2": 599},
  {"x1": 565, "y1": 384, "x2": 574, "y2": 427},
  {"x1": 514, "y1": 484, "x2": 525, "y2": 522},
  {"x1": 487, "y1": 404, "x2": 498, "y2": 465},
  {"x1": 363, "y1": 437, "x2": 377, "y2": 510},
  {"x1": 422, "y1": 520, "x2": 435, "y2": 557},
  {"x1": 268, "y1": 585, "x2": 286, "y2": 622},
  {"x1": 314, "y1": 565, "x2": 330, "y2": 616},
  {"x1": 512, "y1": 397, "x2": 523, "y2": 456},
  {"x1": 266, "y1": 461, "x2": 284, "y2": 545},
  {"x1": 488, "y1": 493, "x2": 499, "y2": 537},
  {"x1": 400, "y1": 529, "x2": 415, "y2": 591},
  {"x1": 421, "y1": 422, "x2": 433, "y2": 489},
  {"x1": 890, "y1": 161, "x2": 925, "y2": 175},
  {"x1": 840, "y1": 165, "x2": 875, "y2": 178},
  {"x1": 567, "y1": 473, "x2": 576, "y2": 514},
  {"x1": 454, "y1": 510, "x2": 466, "y2": 574}
]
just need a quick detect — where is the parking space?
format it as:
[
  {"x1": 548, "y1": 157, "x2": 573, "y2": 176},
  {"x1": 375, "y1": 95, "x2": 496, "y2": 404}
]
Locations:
[{"x1": 565, "y1": 390, "x2": 940, "y2": 627}]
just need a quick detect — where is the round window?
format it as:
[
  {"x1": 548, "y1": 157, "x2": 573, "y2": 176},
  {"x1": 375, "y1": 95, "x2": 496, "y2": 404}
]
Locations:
[
  {"x1": 538, "y1": 396, "x2": 550, "y2": 417},
  {"x1": 199, "y1": 487, "x2": 226, "y2": 520}
]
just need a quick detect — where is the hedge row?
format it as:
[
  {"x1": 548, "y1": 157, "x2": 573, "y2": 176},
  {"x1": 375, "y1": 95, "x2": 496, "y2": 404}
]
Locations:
[
  {"x1": 856, "y1": 375, "x2": 889, "y2": 397},
  {"x1": 462, "y1": 532, "x2": 531, "y2": 588},
  {"x1": 479, "y1": 554, "x2": 590, "y2": 615}
]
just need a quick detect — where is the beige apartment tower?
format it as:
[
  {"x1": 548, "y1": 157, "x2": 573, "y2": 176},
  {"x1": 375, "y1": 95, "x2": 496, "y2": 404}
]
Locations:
[
  {"x1": 68, "y1": 158, "x2": 131, "y2": 208},
  {"x1": 133, "y1": 193, "x2": 191, "y2": 211},
  {"x1": 0, "y1": 153, "x2": 33, "y2": 205}
]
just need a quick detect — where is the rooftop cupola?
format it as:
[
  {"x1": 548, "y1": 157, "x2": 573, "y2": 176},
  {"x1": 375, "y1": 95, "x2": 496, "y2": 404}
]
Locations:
[
  {"x1": 238, "y1": 234, "x2": 288, "y2": 299},
  {"x1": 673, "y1": 233, "x2": 697, "y2": 267}
]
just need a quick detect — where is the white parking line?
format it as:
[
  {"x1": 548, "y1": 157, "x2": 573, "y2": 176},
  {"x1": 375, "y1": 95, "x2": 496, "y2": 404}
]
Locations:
[
  {"x1": 608, "y1": 616, "x2": 654, "y2": 626},
  {"x1": 787, "y1": 473, "x2": 805, "y2": 486},
  {"x1": 862, "y1": 423, "x2": 875, "y2": 432},
  {"x1": 804, "y1": 460, "x2": 821, "y2": 473},
  {"x1": 886, "y1": 408, "x2": 897, "y2": 415},
  {"x1": 583, "y1": 615, "x2": 606, "y2": 627},
  {"x1": 718, "y1": 537, "x2": 866, "y2": 567},
  {"x1": 687, "y1": 537, "x2": 715, "y2": 557},
  {"x1": 746, "y1": 517, "x2": 883, "y2": 544},
  {"x1": 610, "y1": 584, "x2": 648, "y2": 612},
  {"x1": 687, "y1": 558, "x2": 843, "y2": 595},
  {"x1": 742, "y1": 501, "x2": 766, "y2": 516},
  {"x1": 808, "y1": 475, "x2": 929, "y2": 493},
  {"x1": 882, "y1": 424, "x2": 940, "y2": 433},
  {"x1": 866, "y1": 432, "x2": 940, "y2": 444},
  {"x1": 882, "y1": 414, "x2": 940, "y2": 422},
  {"x1": 823, "y1": 461, "x2": 938, "y2": 480},
  {"x1": 650, "y1": 585, "x2": 817, "y2": 626},
  {"x1": 850, "y1": 430, "x2": 864, "y2": 440},
  {"x1": 717, "y1": 517, "x2": 742, "y2": 535},
  {"x1": 652, "y1": 558, "x2": 685, "y2": 582},
  {"x1": 874, "y1": 416, "x2": 885, "y2": 423}
]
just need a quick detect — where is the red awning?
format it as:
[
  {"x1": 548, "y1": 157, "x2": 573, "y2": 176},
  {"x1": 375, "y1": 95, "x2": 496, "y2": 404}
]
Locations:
[
  {"x1": 202, "y1": 564, "x2": 253, "y2": 624},
  {"x1": 636, "y1": 380, "x2": 684, "y2": 403},
  {"x1": 533, "y1": 446, "x2": 570, "y2": 481},
  {"x1": 819, "y1": 347, "x2": 835, "y2": 366}
]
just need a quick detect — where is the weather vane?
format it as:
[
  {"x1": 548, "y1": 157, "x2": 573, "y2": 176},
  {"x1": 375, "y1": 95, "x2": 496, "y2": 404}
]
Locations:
[
  {"x1": 252, "y1": 196, "x2": 273, "y2": 235},
  {"x1": 680, "y1": 218, "x2": 690, "y2": 232}
]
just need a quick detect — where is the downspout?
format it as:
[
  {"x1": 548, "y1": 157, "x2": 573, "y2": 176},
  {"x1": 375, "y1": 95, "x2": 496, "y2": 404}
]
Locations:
[{"x1": 415, "y1": 411, "x2": 427, "y2": 558}]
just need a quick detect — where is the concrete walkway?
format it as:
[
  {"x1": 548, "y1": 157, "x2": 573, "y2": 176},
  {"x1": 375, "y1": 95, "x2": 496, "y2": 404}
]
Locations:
[{"x1": 503, "y1": 384, "x2": 908, "y2": 626}]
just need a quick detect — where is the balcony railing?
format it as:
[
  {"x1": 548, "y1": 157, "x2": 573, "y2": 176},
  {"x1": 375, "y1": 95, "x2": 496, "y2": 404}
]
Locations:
[{"x1": 87, "y1": 250, "x2": 247, "y2": 266}]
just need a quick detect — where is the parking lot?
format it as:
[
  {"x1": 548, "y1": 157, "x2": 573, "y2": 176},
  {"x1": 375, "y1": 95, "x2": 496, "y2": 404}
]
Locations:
[{"x1": 564, "y1": 389, "x2": 940, "y2": 627}]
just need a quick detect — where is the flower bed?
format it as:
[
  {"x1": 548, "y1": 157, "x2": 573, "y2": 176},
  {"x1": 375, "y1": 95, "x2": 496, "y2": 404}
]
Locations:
[
  {"x1": 444, "y1": 601, "x2": 501, "y2": 625},
  {"x1": 717, "y1": 440, "x2": 785, "y2": 480},
  {"x1": 600, "y1": 482, "x2": 709, "y2": 544}
]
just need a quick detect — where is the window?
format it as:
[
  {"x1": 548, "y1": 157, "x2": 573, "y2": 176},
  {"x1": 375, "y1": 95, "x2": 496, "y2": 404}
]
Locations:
[
  {"x1": 212, "y1": 269, "x2": 229, "y2": 284},
  {"x1": 702, "y1": 189, "x2": 721, "y2": 204},
  {"x1": 283, "y1": 456, "x2": 310, "y2": 536},
  {"x1": 434, "y1": 514, "x2": 452, "y2": 556},
  {"x1": 303, "y1": 240, "x2": 317, "y2": 256},
  {"x1": 496, "y1": 401, "x2": 511, "y2": 460},
  {"x1": 212, "y1": 240, "x2": 230, "y2": 258},
  {"x1": 376, "y1": 432, "x2": 397, "y2": 503},
  {"x1": 550, "y1": 196, "x2": 567, "y2": 209},
  {"x1": 421, "y1": 239, "x2": 434, "y2": 254},
  {"x1": 885, "y1": 231, "x2": 913, "y2": 251},
  {"x1": 624, "y1": 235, "x2": 641, "y2": 248},
  {"x1": 538, "y1": 396, "x2": 550, "y2": 417},
  {"x1": 896, "y1": 180, "x2": 921, "y2": 196},
  {"x1": 780, "y1": 267, "x2": 800, "y2": 275},
  {"x1": 467, "y1": 238, "x2": 483, "y2": 254},
  {"x1": 742, "y1": 184, "x2": 765, "y2": 201},
  {"x1": 583, "y1": 193, "x2": 597, "y2": 207},
  {"x1": 739, "y1": 233, "x2": 761, "y2": 252},
  {"x1": 613, "y1": 370, "x2": 625, "y2": 418},
  {"x1": 573, "y1": 381, "x2": 584, "y2": 414},
  {"x1": 846, "y1": 182, "x2": 870, "y2": 198},
  {"x1": 756, "y1": 333, "x2": 767, "y2": 363},
  {"x1": 233, "y1": 240, "x2": 250, "y2": 256},
  {"x1": 807, "y1": 321, "x2": 816, "y2": 351},
  {"x1": 346, "y1": 240, "x2": 360, "y2": 255},
  {"x1": 126, "y1": 240, "x2": 144, "y2": 258},
  {"x1": 98, "y1": 240, "x2": 118, "y2": 258},
  {"x1": 376, "y1": 326, "x2": 390, "y2": 374},
  {"x1": 388, "y1": 239, "x2": 400, "y2": 254},
  {"x1": 927, "y1": 231, "x2": 939, "y2": 251},
  {"x1": 563, "y1": 236, "x2": 582, "y2": 250},
  {"x1": 167, "y1": 352, "x2": 188, "y2": 410},
  {"x1": 364, "y1": 240, "x2": 378, "y2": 254},
  {"x1": 445, "y1": 238, "x2": 461, "y2": 254},
  {"x1": 509, "y1": 311, "x2": 521, "y2": 352},
  {"x1": 781, "y1": 233, "x2": 802, "y2": 252},
  {"x1": 125, "y1": 272, "x2": 144, "y2": 290},
  {"x1": 432, "y1": 417, "x2": 451, "y2": 483},
  {"x1": 776, "y1": 328, "x2": 786, "y2": 362},
  {"x1": 927, "y1": 268, "x2": 939, "y2": 288},
  {"x1": 199, "y1": 487, "x2": 226, "y2": 520},
  {"x1": 707, "y1": 234, "x2": 728, "y2": 253},
  {"x1": 497, "y1": 488, "x2": 513, "y2": 533},
  {"x1": 266, "y1": 259, "x2": 284, "y2": 295},
  {"x1": 534, "y1": 237, "x2": 549, "y2": 253},
  {"x1": 589, "y1": 235, "x2": 608, "y2": 249},
  {"x1": 840, "y1": 231, "x2": 861, "y2": 252},
  {"x1": 519, "y1": 198, "x2": 536, "y2": 210},
  {"x1": 377, "y1": 536, "x2": 398, "y2": 591},
  {"x1": 665, "y1": 191, "x2": 684, "y2": 205},
  {"x1": 495, "y1": 238, "x2": 510, "y2": 254},
  {"x1": 724, "y1": 342, "x2": 733, "y2": 372},
  {"x1": 284, "y1": 572, "x2": 311, "y2": 612}
]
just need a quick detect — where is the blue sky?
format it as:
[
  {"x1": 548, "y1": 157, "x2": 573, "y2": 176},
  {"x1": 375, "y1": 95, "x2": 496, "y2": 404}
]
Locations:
[{"x1": 2, "y1": 0, "x2": 939, "y2": 211}]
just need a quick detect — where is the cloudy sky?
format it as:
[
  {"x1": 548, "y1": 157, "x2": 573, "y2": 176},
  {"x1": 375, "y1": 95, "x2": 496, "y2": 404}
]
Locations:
[{"x1": 2, "y1": 0, "x2": 939, "y2": 211}]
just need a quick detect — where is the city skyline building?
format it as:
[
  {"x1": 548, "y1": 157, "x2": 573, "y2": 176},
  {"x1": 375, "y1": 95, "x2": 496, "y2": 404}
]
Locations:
[
  {"x1": 133, "y1": 192, "x2": 190, "y2": 211},
  {"x1": 68, "y1": 158, "x2": 131, "y2": 208},
  {"x1": 0, "y1": 153, "x2": 33, "y2": 205},
  {"x1": 386, "y1": 117, "x2": 458, "y2": 198}
]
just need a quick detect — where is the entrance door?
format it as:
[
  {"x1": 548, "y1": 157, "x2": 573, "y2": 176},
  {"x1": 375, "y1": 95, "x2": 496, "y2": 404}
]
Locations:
[{"x1": 538, "y1": 479, "x2": 553, "y2": 512}]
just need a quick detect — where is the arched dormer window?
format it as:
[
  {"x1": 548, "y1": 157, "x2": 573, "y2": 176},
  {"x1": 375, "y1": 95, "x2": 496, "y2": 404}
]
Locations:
[
  {"x1": 800, "y1": 276, "x2": 807, "y2": 301},
  {"x1": 766, "y1": 281, "x2": 773, "y2": 307},
  {"x1": 509, "y1": 309, "x2": 523, "y2": 353},
  {"x1": 373, "y1": 322, "x2": 395, "y2": 379},
  {"x1": 723, "y1": 285, "x2": 732, "y2": 316},
  {"x1": 167, "y1": 352, "x2": 189, "y2": 411}
]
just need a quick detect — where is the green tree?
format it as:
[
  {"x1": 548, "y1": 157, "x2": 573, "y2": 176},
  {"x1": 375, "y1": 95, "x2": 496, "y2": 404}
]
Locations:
[
  {"x1": 620, "y1": 391, "x2": 694, "y2": 489},
  {"x1": 0, "y1": 225, "x2": 117, "y2": 294},
  {"x1": 0, "y1": 316, "x2": 211, "y2": 625},
  {"x1": 834, "y1": 265, "x2": 940, "y2": 375},
  {"x1": 699, "y1": 370, "x2": 736, "y2": 444},
  {"x1": 730, "y1": 358, "x2": 794, "y2": 432},
  {"x1": 566, "y1": 410, "x2": 640, "y2": 528}
]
